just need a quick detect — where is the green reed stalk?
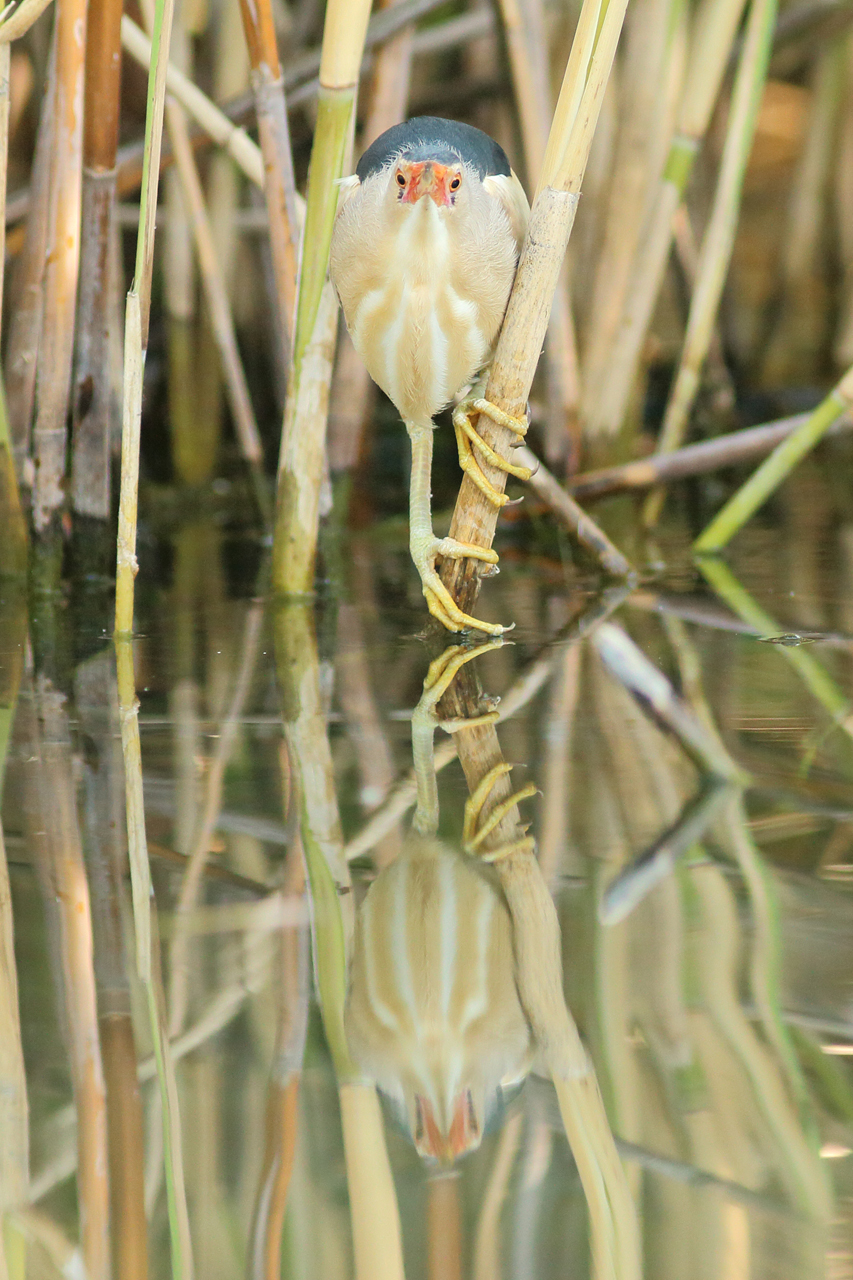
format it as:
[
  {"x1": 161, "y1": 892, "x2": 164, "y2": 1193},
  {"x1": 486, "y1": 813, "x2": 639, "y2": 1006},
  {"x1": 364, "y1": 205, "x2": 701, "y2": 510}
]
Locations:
[
  {"x1": 272, "y1": 0, "x2": 372, "y2": 596},
  {"x1": 114, "y1": 0, "x2": 176, "y2": 634},
  {"x1": 693, "y1": 377, "x2": 853, "y2": 552},
  {"x1": 274, "y1": 601, "x2": 404, "y2": 1280},
  {"x1": 643, "y1": 0, "x2": 778, "y2": 527}
]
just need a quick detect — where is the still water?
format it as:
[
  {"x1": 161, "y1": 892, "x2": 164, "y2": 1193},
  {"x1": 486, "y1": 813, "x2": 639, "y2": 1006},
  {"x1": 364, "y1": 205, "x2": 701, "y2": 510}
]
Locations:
[{"x1": 2, "y1": 466, "x2": 853, "y2": 1279}]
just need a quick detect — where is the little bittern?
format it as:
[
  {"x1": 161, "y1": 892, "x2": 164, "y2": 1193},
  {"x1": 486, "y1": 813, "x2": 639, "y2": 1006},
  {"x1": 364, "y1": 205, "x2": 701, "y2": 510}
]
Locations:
[{"x1": 330, "y1": 117, "x2": 531, "y2": 634}]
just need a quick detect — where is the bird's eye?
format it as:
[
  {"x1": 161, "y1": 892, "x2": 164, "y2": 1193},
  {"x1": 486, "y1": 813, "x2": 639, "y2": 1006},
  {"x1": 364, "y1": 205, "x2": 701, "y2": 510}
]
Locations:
[
  {"x1": 449, "y1": 176, "x2": 461, "y2": 191},
  {"x1": 396, "y1": 171, "x2": 406, "y2": 187}
]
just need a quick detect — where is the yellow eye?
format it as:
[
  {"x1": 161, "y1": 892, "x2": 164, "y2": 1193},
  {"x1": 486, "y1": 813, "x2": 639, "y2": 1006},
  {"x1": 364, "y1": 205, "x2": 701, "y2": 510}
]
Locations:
[
  {"x1": 396, "y1": 171, "x2": 406, "y2": 187},
  {"x1": 449, "y1": 176, "x2": 461, "y2": 191}
]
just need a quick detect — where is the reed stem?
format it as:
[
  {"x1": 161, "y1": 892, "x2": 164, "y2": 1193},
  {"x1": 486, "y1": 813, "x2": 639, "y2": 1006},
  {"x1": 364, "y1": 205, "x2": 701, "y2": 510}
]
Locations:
[
  {"x1": 644, "y1": 0, "x2": 779, "y2": 527},
  {"x1": 694, "y1": 379, "x2": 853, "y2": 552}
]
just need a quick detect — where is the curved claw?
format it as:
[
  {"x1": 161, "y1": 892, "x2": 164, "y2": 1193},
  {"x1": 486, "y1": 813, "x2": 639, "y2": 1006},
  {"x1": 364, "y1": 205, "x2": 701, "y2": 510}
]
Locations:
[
  {"x1": 420, "y1": 567, "x2": 507, "y2": 636},
  {"x1": 462, "y1": 761, "x2": 538, "y2": 860},
  {"x1": 453, "y1": 397, "x2": 533, "y2": 508}
]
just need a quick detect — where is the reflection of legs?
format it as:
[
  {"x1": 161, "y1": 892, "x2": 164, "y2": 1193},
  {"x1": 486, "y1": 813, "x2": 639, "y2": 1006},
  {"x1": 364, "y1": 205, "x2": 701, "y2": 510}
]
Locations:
[
  {"x1": 407, "y1": 421, "x2": 505, "y2": 635},
  {"x1": 453, "y1": 397, "x2": 532, "y2": 508},
  {"x1": 411, "y1": 641, "x2": 504, "y2": 836},
  {"x1": 463, "y1": 762, "x2": 537, "y2": 862}
]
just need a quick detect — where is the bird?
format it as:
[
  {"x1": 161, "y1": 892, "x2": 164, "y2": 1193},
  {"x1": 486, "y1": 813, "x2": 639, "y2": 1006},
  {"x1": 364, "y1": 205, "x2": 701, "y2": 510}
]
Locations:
[
  {"x1": 329, "y1": 116, "x2": 531, "y2": 634},
  {"x1": 345, "y1": 641, "x2": 537, "y2": 1164}
]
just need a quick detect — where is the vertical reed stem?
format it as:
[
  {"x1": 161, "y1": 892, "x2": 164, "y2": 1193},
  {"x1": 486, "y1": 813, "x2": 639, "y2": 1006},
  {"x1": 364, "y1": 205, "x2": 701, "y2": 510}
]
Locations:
[
  {"x1": 31, "y1": 0, "x2": 87, "y2": 533},
  {"x1": 71, "y1": 0, "x2": 124, "y2": 519}
]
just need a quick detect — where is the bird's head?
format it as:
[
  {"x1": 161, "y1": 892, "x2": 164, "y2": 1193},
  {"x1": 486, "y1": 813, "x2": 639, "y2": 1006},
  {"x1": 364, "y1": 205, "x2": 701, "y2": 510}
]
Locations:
[{"x1": 393, "y1": 157, "x2": 465, "y2": 208}]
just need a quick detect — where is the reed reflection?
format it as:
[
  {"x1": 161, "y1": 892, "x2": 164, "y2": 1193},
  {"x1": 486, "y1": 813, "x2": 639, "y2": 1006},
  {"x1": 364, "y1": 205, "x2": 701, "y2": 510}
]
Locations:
[{"x1": 346, "y1": 642, "x2": 537, "y2": 1164}]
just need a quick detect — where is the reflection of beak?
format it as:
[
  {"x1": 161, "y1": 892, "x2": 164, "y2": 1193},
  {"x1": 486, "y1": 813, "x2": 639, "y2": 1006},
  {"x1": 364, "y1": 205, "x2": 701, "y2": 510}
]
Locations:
[
  {"x1": 402, "y1": 162, "x2": 451, "y2": 207},
  {"x1": 414, "y1": 1091, "x2": 478, "y2": 1165}
]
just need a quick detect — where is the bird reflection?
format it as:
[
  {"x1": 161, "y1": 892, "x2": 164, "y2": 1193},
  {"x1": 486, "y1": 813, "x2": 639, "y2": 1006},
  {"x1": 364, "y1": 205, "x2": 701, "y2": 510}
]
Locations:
[{"x1": 345, "y1": 642, "x2": 536, "y2": 1164}]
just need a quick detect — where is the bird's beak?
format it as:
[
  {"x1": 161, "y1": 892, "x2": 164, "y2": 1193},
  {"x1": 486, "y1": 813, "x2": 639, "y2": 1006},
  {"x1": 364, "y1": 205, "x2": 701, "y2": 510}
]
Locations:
[
  {"x1": 400, "y1": 162, "x2": 452, "y2": 207},
  {"x1": 414, "y1": 1091, "x2": 479, "y2": 1166}
]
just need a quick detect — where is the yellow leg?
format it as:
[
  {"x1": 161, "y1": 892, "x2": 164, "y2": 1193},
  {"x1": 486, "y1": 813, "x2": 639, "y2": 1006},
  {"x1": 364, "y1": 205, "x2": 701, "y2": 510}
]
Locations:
[
  {"x1": 407, "y1": 421, "x2": 508, "y2": 635},
  {"x1": 453, "y1": 397, "x2": 533, "y2": 508},
  {"x1": 411, "y1": 639, "x2": 505, "y2": 834},
  {"x1": 462, "y1": 761, "x2": 538, "y2": 862}
]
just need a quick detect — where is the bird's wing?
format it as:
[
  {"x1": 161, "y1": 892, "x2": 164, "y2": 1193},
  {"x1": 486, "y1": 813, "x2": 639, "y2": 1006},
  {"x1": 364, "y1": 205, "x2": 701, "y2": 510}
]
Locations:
[
  {"x1": 483, "y1": 170, "x2": 529, "y2": 252},
  {"x1": 335, "y1": 173, "x2": 361, "y2": 212}
]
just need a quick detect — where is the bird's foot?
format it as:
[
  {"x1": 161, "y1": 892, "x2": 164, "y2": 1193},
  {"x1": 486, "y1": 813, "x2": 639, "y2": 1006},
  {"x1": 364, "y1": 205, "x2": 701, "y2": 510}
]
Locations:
[
  {"x1": 462, "y1": 762, "x2": 538, "y2": 862},
  {"x1": 419, "y1": 640, "x2": 504, "y2": 728},
  {"x1": 453, "y1": 397, "x2": 533, "y2": 508},
  {"x1": 412, "y1": 533, "x2": 507, "y2": 635}
]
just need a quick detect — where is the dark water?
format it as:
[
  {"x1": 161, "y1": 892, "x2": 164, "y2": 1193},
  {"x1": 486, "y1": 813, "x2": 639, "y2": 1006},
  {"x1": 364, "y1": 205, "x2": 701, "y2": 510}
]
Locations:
[{"x1": 2, "y1": 462, "x2": 853, "y2": 1279}]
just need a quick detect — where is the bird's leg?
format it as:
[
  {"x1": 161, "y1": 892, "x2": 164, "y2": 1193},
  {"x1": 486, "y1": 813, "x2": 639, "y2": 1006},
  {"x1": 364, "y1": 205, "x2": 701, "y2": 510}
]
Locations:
[
  {"x1": 453, "y1": 396, "x2": 533, "y2": 508},
  {"x1": 462, "y1": 762, "x2": 537, "y2": 862},
  {"x1": 407, "y1": 421, "x2": 506, "y2": 634},
  {"x1": 411, "y1": 640, "x2": 503, "y2": 835}
]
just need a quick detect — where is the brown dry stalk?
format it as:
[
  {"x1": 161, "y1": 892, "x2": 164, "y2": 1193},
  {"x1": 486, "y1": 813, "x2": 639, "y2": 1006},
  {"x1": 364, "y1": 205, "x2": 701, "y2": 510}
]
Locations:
[
  {"x1": 75, "y1": 653, "x2": 148, "y2": 1280},
  {"x1": 5, "y1": 34, "x2": 54, "y2": 475},
  {"x1": 22, "y1": 676, "x2": 110, "y2": 1280},
  {"x1": 498, "y1": 0, "x2": 580, "y2": 467},
  {"x1": 71, "y1": 0, "x2": 124, "y2": 519},
  {"x1": 238, "y1": 0, "x2": 300, "y2": 358},
  {"x1": 31, "y1": 0, "x2": 87, "y2": 533}
]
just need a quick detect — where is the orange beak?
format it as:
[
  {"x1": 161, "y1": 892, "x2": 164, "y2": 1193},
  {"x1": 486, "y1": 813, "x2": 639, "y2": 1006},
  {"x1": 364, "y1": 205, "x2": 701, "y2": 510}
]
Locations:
[
  {"x1": 414, "y1": 1092, "x2": 478, "y2": 1166},
  {"x1": 400, "y1": 161, "x2": 452, "y2": 207}
]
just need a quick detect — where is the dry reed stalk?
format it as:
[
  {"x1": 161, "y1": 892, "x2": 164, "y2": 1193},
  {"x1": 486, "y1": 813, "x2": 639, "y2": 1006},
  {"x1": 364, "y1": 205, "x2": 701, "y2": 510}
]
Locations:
[
  {"x1": 428, "y1": 1177, "x2": 462, "y2": 1280},
  {"x1": 591, "y1": 623, "x2": 745, "y2": 780},
  {"x1": 537, "y1": 641, "x2": 581, "y2": 882},
  {"x1": 147, "y1": 906, "x2": 196, "y2": 1279},
  {"x1": 248, "y1": 917, "x2": 308, "y2": 1280},
  {"x1": 272, "y1": 0, "x2": 373, "y2": 595},
  {"x1": 514, "y1": 442, "x2": 634, "y2": 575},
  {"x1": 690, "y1": 863, "x2": 832, "y2": 1217},
  {"x1": 237, "y1": 0, "x2": 300, "y2": 361},
  {"x1": 440, "y1": 0, "x2": 631, "y2": 617},
  {"x1": 327, "y1": 0, "x2": 415, "y2": 476},
  {"x1": 580, "y1": 0, "x2": 674, "y2": 427},
  {"x1": 335, "y1": 602, "x2": 401, "y2": 868},
  {"x1": 498, "y1": 0, "x2": 580, "y2": 467},
  {"x1": 436, "y1": 649, "x2": 640, "y2": 1280},
  {"x1": 4, "y1": 36, "x2": 53, "y2": 483},
  {"x1": 30, "y1": 0, "x2": 87, "y2": 534},
  {"x1": 0, "y1": 0, "x2": 55, "y2": 40},
  {"x1": 568, "y1": 410, "x2": 853, "y2": 500},
  {"x1": 21, "y1": 677, "x2": 110, "y2": 1280},
  {"x1": 129, "y1": 3, "x2": 268, "y2": 511},
  {"x1": 0, "y1": 821, "x2": 28, "y2": 1217},
  {"x1": 833, "y1": 36, "x2": 853, "y2": 365},
  {"x1": 70, "y1": 0, "x2": 123, "y2": 520},
  {"x1": 644, "y1": 0, "x2": 779, "y2": 528},
  {"x1": 120, "y1": 16, "x2": 266, "y2": 188},
  {"x1": 75, "y1": 654, "x2": 148, "y2": 1280},
  {"x1": 581, "y1": 0, "x2": 750, "y2": 441},
  {"x1": 760, "y1": 45, "x2": 843, "y2": 382},
  {"x1": 167, "y1": 601, "x2": 264, "y2": 1037},
  {"x1": 472, "y1": 1112, "x2": 522, "y2": 1280}
]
